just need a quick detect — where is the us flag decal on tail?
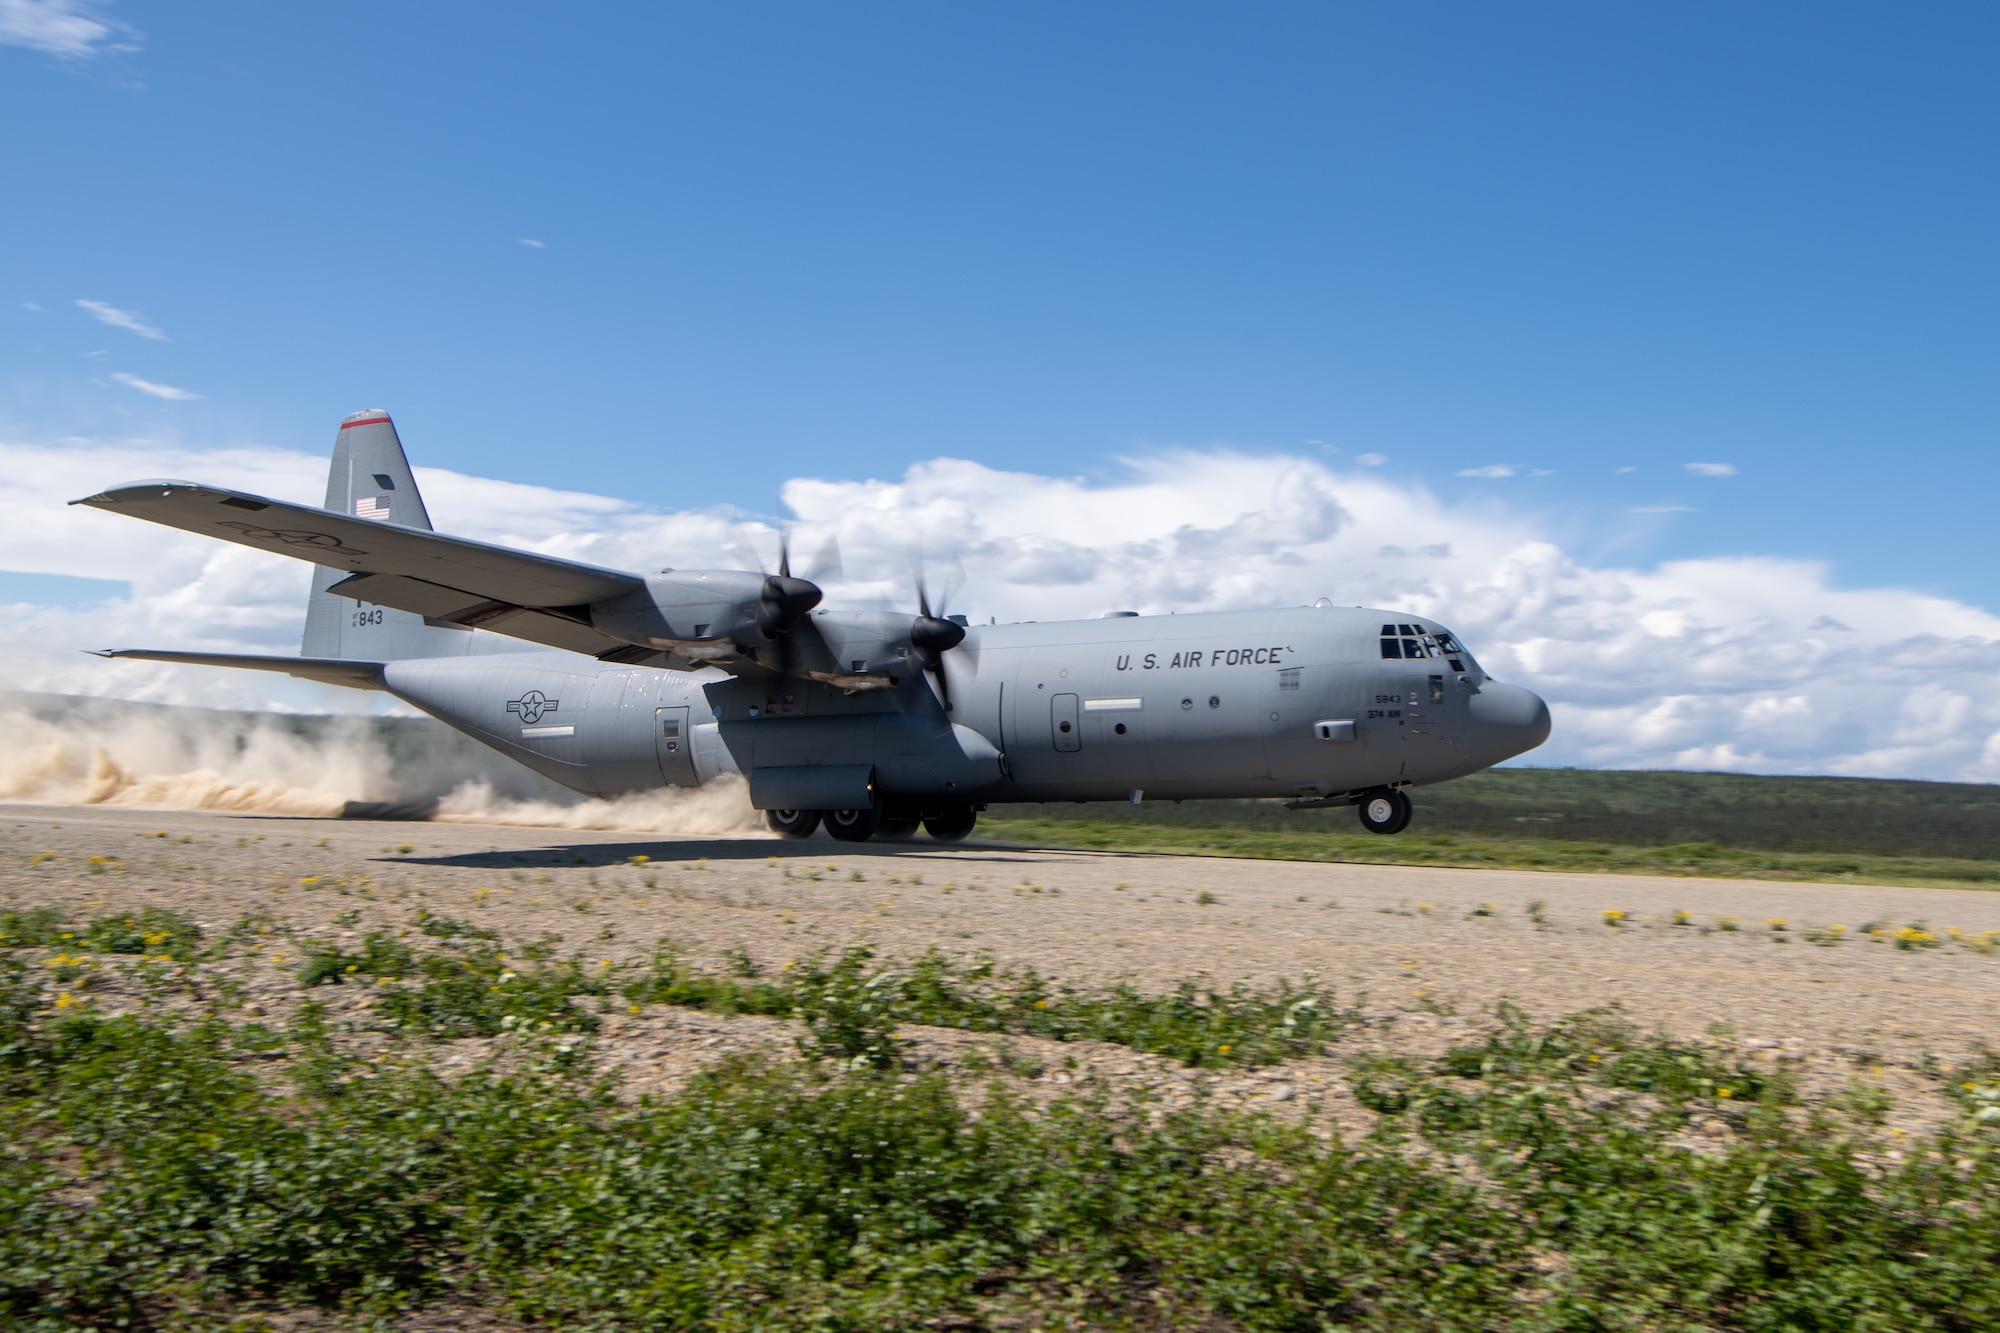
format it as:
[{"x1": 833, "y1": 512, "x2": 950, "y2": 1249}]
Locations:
[{"x1": 354, "y1": 496, "x2": 391, "y2": 520}]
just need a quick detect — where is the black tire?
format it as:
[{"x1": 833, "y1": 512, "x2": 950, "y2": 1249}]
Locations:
[
  {"x1": 766, "y1": 808, "x2": 820, "y2": 839},
  {"x1": 1357, "y1": 789, "x2": 1413, "y2": 836},
  {"x1": 875, "y1": 818, "x2": 921, "y2": 841},
  {"x1": 922, "y1": 805, "x2": 978, "y2": 842},
  {"x1": 824, "y1": 807, "x2": 884, "y2": 842}
]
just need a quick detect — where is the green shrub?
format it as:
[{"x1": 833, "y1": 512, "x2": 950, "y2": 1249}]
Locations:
[
  {"x1": 0, "y1": 905, "x2": 203, "y2": 960},
  {"x1": 377, "y1": 943, "x2": 604, "y2": 1038},
  {"x1": 298, "y1": 929, "x2": 415, "y2": 986},
  {"x1": 0, "y1": 906, "x2": 67, "y2": 948},
  {"x1": 3, "y1": 998, "x2": 1992, "y2": 1330},
  {"x1": 412, "y1": 910, "x2": 497, "y2": 941},
  {"x1": 625, "y1": 942, "x2": 1353, "y2": 1068}
]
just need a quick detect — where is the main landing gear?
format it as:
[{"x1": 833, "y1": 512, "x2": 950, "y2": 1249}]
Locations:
[
  {"x1": 823, "y1": 807, "x2": 883, "y2": 842},
  {"x1": 1357, "y1": 789, "x2": 1413, "y2": 836},
  {"x1": 766, "y1": 808, "x2": 820, "y2": 838},
  {"x1": 765, "y1": 804, "x2": 980, "y2": 843}
]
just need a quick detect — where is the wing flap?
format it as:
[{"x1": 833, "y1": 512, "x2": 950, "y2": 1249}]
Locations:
[
  {"x1": 73, "y1": 480, "x2": 642, "y2": 608},
  {"x1": 322, "y1": 571, "x2": 627, "y2": 657},
  {"x1": 327, "y1": 571, "x2": 500, "y2": 621}
]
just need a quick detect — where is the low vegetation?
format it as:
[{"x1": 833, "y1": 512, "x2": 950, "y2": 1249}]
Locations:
[
  {"x1": 982, "y1": 766, "x2": 2000, "y2": 886},
  {"x1": 980, "y1": 815, "x2": 2000, "y2": 888},
  {"x1": 623, "y1": 941, "x2": 1354, "y2": 1069},
  {"x1": 2, "y1": 906, "x2": 1998, "y2": 1329}
]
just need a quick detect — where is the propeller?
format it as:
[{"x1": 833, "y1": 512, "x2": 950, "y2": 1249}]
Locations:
[
  {"x1": 756, "y1": 536, "x2": 821, "y2": 639},
  {"x1": 732, "y1": 525, "x2": 841, "y2": 679},
  {"x1": 909, "y1": 555, "x2": 967, "y2": 711}
]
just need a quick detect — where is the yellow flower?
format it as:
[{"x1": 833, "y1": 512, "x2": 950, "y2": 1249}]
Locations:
[
  {"x1": 1717, "y1": 1087, "x2": 1734, "y2": 1099},
  {"x1": 1217, "y1": 1044, "x2": 1233, "y2": 1056}
]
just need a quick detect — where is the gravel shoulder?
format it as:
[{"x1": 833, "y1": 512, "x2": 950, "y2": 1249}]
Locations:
[{"x1": 7, "y1": 800, "x2": 1997, "y2": 1136}]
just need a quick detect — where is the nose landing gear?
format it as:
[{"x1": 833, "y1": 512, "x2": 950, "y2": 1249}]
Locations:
[
  {"x1": 920, "y1": 805, "x2": 978, "y2": 842},
  {"x1": 1357, "y1": 789, "x2": 1413, "y2": 835}
]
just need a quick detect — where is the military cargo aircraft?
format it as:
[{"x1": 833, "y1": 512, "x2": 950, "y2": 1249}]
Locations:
[{"x1": 74, "y1": 410, "x2": 1550, "y2": 842}]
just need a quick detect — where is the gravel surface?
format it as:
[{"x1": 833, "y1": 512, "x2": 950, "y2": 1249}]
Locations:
[{"x1": 7, "y1": 800, "x2": 1997, "y2": 1137}]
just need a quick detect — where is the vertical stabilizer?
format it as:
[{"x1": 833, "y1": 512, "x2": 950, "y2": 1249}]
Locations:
[{"x1": 302, "y1": 410, "x2": 474, "y2": 661}]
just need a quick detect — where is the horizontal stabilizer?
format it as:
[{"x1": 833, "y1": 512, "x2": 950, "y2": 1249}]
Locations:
[
  {"x1": 89, "y1": 649, "x2": 388, "y2": 691},
  {"x1": 72, "y1": 480, "x2": 642, "y2": 609}
]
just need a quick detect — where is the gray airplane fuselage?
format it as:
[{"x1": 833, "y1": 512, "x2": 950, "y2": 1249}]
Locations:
[
  {"x1": 379, "y1": 605, "x2": 1550, "y2": 809},
  {"x1": 80, "y1": 407, "x2": 1550, "y2": 832}
]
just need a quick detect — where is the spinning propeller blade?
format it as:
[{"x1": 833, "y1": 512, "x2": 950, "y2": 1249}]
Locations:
[
  {"x1": 910, "y1": 555, "x2": 967, "y2": 711},
  {"x1": 732, "y1": 525, "x2": 822, "y2": 676}
]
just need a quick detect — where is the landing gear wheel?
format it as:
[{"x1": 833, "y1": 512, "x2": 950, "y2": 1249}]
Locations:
[
  {"x1": 922, "y1": 805, "x2": 978, "y2": 842},
  {"x1": 1357, "y1": 789, "x2": 1413, "y2": 836},
  {"x1": 766, "y1": 808, "x2": 821, "y2": 839},
  {"x1": 824, "y1": 807, "x2": 884, "y2": 842},
  {"x1": 875, "y1": 818, "x2": 920, "y2": 841}
]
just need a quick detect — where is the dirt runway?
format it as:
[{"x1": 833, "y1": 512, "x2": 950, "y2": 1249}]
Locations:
[{"x1": 8, "y1": 800, "x2": 1996, "y2": 1069}]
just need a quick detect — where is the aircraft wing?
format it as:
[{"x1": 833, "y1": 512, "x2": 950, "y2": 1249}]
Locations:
[
  {"x1": 88, "y1": 650, "x2": 388, "y2": 690},
  {"x1": 73, "y1": 480, "x2": 651, "y2": 657}
]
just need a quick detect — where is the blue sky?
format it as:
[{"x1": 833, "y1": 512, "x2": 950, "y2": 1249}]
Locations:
[
  {"x1": 6, "y1": 3, "x2": 1996, "y2": 605},
  {"x1": 5, "y1": 3, "x2": 2000, "y2": 783}
]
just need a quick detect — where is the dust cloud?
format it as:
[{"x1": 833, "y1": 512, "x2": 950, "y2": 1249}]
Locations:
[
  {"x1": 0, "y1": 706, "x2": 365, "y2": 818},
  {"x1": 432, "y1": 776, "x2": 769, "y2": 837},
  {"x1": 0, "y1": 699, "x2": 767, "y2": 838}
]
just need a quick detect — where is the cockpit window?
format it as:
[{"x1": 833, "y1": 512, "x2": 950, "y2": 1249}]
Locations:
[{"x1": 1380, "y1": 624, "x2": 1467, "y2": 671}]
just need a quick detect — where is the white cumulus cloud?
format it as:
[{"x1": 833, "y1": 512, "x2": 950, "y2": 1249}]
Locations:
[
  {"x1": 76, "y1": 299, "x2": 165, "y2": 340},
  {"x1": 1684, "y1": 461, "x2": 1737, "y2": 477},
  {"x1": 109, "y1": 372, "x2": 199, "y2": 400},
  {"x1": 8, "y1": 433, "x2": 2000, "y2": 782}
]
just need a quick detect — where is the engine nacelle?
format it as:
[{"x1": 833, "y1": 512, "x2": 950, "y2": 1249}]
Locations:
[
  {"x1": 588, "y1": 570, "x2": 769, "y2": 661},
  {"x1": 586, "y1": 577, "x2": 954, "y2": 692}
]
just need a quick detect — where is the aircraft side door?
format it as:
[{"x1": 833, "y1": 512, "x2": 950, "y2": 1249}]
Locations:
[
  {"x1": 654, "y1": 705, "x2": 697, "y2": 786},
  {"x1": 1051, "y1": 692, "x2": 1081, "y2": 752}
]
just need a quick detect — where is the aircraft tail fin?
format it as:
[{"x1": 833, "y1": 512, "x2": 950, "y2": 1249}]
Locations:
[{"x1": 301, "y1": 410, "x2": 473, "y2": 661}]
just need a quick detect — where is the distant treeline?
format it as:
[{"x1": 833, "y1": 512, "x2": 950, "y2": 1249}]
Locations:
[{"x1": 1011, "y1": 768, "x2": 2000, "y2": 862}]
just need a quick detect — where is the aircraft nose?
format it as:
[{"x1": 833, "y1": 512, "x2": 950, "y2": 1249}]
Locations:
[{"x1": 1465, "y1": 680, "x2": 1551, "y2": 766}]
